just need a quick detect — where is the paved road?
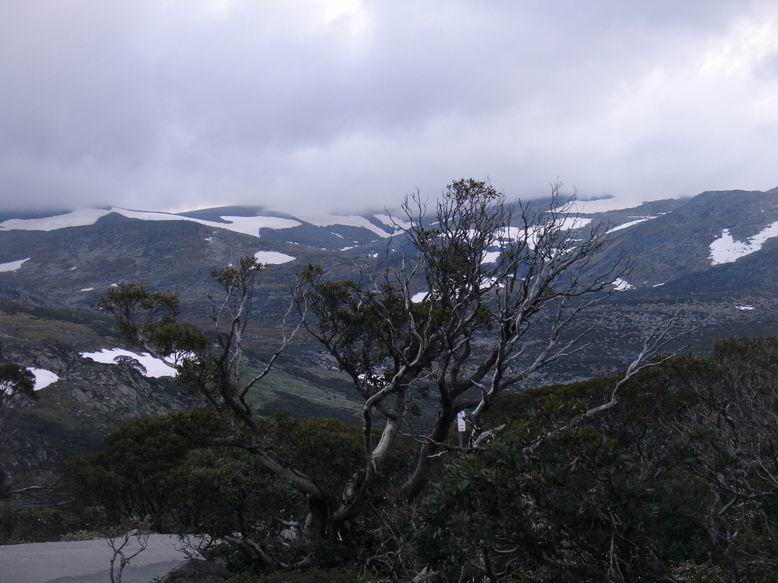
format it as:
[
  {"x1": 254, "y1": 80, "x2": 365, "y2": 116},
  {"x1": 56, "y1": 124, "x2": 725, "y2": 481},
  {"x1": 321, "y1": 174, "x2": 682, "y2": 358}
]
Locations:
[{"x1": 0, "y1": 535, "x2": 187, "y2": 583}]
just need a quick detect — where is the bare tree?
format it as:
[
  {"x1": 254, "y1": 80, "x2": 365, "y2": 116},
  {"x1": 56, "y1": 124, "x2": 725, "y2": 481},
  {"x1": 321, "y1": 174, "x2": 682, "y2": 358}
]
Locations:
[{"x1": 105, "y1": 518, "x2": 151, "y2": 583}]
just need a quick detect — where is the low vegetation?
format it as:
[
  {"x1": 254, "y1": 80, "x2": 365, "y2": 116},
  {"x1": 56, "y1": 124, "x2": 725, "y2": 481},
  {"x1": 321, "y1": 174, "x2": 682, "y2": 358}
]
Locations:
[{"x1": 62, "y1": 337, "x2": 778, "y2": 581}]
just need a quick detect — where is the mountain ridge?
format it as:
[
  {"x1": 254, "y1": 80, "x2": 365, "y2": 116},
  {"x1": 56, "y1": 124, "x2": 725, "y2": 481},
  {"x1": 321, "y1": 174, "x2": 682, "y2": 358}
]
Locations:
[{"x1": 2, "y1": 185, "x2": 778, "y2": 485}]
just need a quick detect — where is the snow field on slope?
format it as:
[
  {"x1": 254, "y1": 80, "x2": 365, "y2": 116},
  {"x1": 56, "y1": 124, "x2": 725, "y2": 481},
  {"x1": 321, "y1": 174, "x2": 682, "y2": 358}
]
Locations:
[
  {"x1": 709, "y1": 222, "x2": 778, "y2": 265},
  {"x1": 254, "y1": 250, "x2": 296, "y2": 265},
  {"x1": 374, "y1": 214, "x2": 412, "y2": 231},
  {"x1": 79, "y1": 348, "x2": 178, "y2": 378},
  {"x1": 27, "y1": 368, "x2": 60, "y2": 390},
  {"x1": 0, "y1": 258, "x2": 30, "y2": 272},
  {"x1": 612, "y1": 278, "x2": 634, "y2": 291},
  {"x1": 606, "y1": 217, "x2": 656, "y2": 234},
  {"x1": 295, "y1": 213, "x2": 394, "y2": 238}
]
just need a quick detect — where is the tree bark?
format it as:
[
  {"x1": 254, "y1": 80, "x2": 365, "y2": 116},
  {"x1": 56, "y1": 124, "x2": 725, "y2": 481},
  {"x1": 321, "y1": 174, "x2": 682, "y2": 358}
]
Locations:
[
  {"x1": 398, "y1": 408, "x2": 454, "y2": 500},
  {"x1": 303, "y1": 497, "x2": 331, "y2": 540}
]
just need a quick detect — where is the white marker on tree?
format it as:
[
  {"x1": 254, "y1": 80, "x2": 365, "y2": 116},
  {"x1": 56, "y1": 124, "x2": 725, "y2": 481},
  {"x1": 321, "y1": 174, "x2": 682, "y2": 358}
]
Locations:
[{"x1": 457, "y1": 411, "x2": 467, "y2": 448}]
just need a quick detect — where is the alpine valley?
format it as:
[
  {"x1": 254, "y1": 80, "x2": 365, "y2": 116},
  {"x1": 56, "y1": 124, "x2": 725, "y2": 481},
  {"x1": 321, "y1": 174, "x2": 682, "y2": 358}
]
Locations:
[{"x1": 2, "y1": 186, "x2": 777, "y2": 484}]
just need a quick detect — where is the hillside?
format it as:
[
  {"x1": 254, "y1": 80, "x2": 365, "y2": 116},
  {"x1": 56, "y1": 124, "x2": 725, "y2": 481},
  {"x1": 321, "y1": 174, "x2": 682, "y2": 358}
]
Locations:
[{"x1": 2, "y1": 186, "x2": 778, "y2": 485}]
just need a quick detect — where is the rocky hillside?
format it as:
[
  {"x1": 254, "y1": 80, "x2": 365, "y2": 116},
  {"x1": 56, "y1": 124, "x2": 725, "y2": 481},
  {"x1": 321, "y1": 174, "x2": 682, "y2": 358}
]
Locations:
[
  {"x1": 581, "y1": 187, "x2": 778, "y2": 293},
  {"x1": 1, "y1": 186, "x2": 777, "y2": 483}
]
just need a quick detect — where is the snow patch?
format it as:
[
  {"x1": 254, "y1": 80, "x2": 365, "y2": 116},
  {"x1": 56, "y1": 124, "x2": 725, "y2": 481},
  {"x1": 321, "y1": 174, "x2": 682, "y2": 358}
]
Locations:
[
  {"x1": 253, "y1": 251, "x2": 296, "y2": 265},
  {"x1": 735, "y1": 305, "x2": 755, "y2": 311},
  {"x1": 500, "y1": 217, "x2": 591, "y2": 242},
  {"x1": 0, "y1": 208, "x2": 301, "y2": 239},
  {"x1": 113, "y1": 208, "x2": 301, "y2": 238},
  {"x1": 481, "y1": 250, "x2": 501, "y2": 264},
  {"x1": 492, "y1": 217, "x2": 592, "y2": 251},
  {"x1": 557, "y1": 198, "x2": 637, "y2": 215},
  {"x1": 0, "y1": 258, "x2": 30, "y2": 272},
  {"x1": 612, "y1": 278, "x2": 634, "y2": 291},
  {"x1": 411, "y1": 291, "x2": 428, "y2": 303},
  {"x1": 28, "y1": 368, "x2": 60, "y2": 391},
  {"x1": 480, "y1": 276, "x2": 502, "y2": 289},
  {"x1": 652, "y1": 283, "x2": 665, "y2": 288},
  {"x1": 80, "y1": 348, "x2": 178, "y2": 378},
  {"x1": 374, "y1": 214, "x2": 412, "y2": 231},
  {"x1": 557, "y1": 216, "x2": 592, "y2": 231},
  {"x1": 297, "y1": 213, "x2": 393, "y2": 238},
  {"x1": 710, "y1": 222, "x2": 778, "y2": 265},
  {"x1": 606, "y1": 217, "x2": 656, "y2": 234},
  {"x1": 79, "y1": 287, "x2": 95, "y2": 292},
  {"x1": 216, "y1": 215, "x2": 301, "y2": 237},
  {"x1": 0, "y1": 209, "x2": 110, "y2": 231}
]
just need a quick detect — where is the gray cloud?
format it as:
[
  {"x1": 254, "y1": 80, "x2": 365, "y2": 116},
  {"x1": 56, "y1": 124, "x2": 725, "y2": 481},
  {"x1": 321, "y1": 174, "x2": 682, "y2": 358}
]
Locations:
[{"x1": 1, "y1": 0, "x2": 777, "y2": 213}]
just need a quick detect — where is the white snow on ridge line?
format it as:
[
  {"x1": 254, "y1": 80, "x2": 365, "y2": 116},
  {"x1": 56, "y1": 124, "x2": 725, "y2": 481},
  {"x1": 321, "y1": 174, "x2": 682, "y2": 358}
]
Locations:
[
  {"x1": 559, "y1": 195, "x2": 686, "y2": 216},
  {"x1": 0, "y1": 258, "x2": 30, "y2": 272},
  {"x1": 0, "y1": 208, "x2": 301, "y2": 238},
  {"x1": 736, "y1": 305, "x2": 755, "y2": 311},
  {"x1": 296, "y1": 213, "x2": 393, "y2": 238},
  {"x1": 709, "y1": 222, "x2": 778, "y2": 265},
  {"x1": 79, "y1": 287, "x2": 95, "y2": 292},
  {"x1": 558, "y1": 198, "x2": 638, "y2": 214},
  {"x1": 80, "y1": 348, "x2": 178, "y2": 378},
  {"x1": 374, "y1": 214, "x2": 412, "y2": 231},
  {"x1": 606, "y1": 217, "x2": 656, "y2": 234},
  {"x1": 1, "y1": 207, "x2": 596, "y2": 242},
  {"x1": 213, "y1": 215, "x2": 301, "y2": 235},
  {"x1": 254, "y1": 250, "x2": 296, "y2": 265},
  {"x1": 0, "y1": 209, "x2": 110, "y2": 231},
  {"x1": 110, "y1": 208, "x2": 301, "y2": 238},
  {"x1": 28, "y1": 368, "x2": 60, "y2": 391}
]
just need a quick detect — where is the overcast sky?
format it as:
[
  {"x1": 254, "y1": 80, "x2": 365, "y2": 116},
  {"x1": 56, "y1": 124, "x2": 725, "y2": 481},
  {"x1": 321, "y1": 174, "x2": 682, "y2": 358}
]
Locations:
[{"x1": 1, "y1": 0, "x2": 777, "y2": 213}]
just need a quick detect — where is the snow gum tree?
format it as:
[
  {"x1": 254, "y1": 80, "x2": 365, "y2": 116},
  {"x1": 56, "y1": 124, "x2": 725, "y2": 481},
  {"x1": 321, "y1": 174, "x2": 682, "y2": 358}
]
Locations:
[
  {"x1": 299, "y1": 179, "x2": 625, "y2": 509},
  {"x1": 99, "y1": 178, "x2": 670, "y2": 567}
]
